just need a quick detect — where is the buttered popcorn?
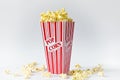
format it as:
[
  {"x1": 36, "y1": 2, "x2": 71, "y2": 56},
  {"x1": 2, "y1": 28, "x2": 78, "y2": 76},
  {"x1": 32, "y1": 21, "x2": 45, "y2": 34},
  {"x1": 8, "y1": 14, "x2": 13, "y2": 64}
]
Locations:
[{"x1": 40, "y1": 8, "x2": 73, "y2": 22}]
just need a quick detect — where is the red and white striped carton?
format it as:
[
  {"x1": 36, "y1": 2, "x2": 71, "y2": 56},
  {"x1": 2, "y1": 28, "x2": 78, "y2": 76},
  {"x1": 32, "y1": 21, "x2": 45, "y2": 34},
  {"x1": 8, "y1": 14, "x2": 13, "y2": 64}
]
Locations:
[{"x1": 40, "y1": 21, "x2": 75, "y2": 74}]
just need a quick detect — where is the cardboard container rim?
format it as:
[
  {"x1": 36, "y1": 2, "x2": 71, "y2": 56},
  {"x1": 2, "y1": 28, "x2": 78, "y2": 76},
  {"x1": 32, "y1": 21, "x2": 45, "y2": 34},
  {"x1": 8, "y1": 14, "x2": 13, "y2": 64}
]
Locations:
[{"x1": 40, "y1": 21, "x2": 75, "y2": 23}]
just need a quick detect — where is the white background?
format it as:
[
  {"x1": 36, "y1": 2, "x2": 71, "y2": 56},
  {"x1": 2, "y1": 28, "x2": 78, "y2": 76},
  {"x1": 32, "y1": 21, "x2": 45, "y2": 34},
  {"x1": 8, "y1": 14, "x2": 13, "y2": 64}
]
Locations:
[{"x1": 0, "y1": 0, "x2": 120, "y2": 80}]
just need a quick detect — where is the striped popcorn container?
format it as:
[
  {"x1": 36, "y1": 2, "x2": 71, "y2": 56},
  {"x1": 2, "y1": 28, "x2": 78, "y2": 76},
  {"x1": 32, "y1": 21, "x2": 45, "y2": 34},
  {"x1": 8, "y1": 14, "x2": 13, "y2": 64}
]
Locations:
[{"x1": 40, "y1": 21, "x2": 74, "y2": 74}]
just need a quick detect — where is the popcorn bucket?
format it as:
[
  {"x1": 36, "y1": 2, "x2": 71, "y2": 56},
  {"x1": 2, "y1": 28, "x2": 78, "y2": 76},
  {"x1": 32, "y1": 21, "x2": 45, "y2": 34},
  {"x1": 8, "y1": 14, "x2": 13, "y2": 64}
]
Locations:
[{"x1": 40, "y1": 21, "x2": 74, "y2": 74}]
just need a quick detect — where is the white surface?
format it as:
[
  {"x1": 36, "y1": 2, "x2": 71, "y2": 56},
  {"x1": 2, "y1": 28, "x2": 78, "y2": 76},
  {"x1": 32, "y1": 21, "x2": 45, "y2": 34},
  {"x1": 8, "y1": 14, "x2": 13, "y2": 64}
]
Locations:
[{"x1": 0, "y1": 0, "x2": 120, "y2": 80}]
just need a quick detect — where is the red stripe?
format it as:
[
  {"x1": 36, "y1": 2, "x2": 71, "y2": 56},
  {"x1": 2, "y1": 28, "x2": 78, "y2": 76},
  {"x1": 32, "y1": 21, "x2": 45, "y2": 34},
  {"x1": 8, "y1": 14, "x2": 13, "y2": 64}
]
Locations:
[
  {"x1": 51, "y1": 52, "x2": 54, "y2": 73},
  {"x1": 63, "y1": 22, "x2": 65, "y2": 73},
  {"x1": 56, "y1": 50, "x2": 58, "y2": 73},
  {"x1": 48, "y1": 22, "x2": 54, "y2": 73},
  {"x1": 70, "y1": 22, "x2": 72, "y2": 40},
  {"x1": 67, "y1": 22, "x2": 68, "y2": 42},
  {"x1": 60, "y1": 22, "x2": 62, "y2": 73},
  {"x1": 60, "y1": 22, "x2": 62, "y2": 41},
  {"x1": 41, "y1": 22, "x2": 50, "y2": 71},
  {"x1": 68, "y1": 22, "x2": 70, "y2": 39},
  {"x1": 48, "y1": 22, "x2": 51, "y2": 37},
  {"x1": 42, "y1": 22, "x2": 46, "y2": 40},
  {"x1": 65, "y1": 22, "x2": 68, "y2": 73},
  {"x1": 54, "y1": 22, "x2": 57, "y2": 42},
  {"x1": 66, "y1": 22, "x2": 68, "y2": 73},
  {"x1": 60, "y1": 47, "x2": 62, "y2": 73},
  {"x1": 45, "y1": 46, "x2": 50, "y2": 71},
  {"x1": 65, "y1": 22, "x2": 67, "y2": 43},
  {"x1": 67, "y1": 22, "x2": 71, "y2": 73},
  {"x1": 72, "y1": 22, "x2": 75, "y2": 39},
  {"x1": 54, "y1": 22, "x2": 58, "y2": 73}
]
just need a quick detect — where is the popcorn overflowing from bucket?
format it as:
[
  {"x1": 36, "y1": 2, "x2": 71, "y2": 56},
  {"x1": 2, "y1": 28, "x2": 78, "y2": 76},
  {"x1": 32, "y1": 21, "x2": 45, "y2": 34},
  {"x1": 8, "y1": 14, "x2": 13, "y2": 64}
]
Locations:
[{"x1": 40, "y1": 8, "x2": 72, "y2": 22}]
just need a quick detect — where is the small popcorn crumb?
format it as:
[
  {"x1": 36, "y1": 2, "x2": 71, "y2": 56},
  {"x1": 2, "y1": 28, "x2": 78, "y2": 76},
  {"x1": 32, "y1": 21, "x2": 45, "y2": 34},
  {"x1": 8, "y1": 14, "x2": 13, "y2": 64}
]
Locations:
[
  {"x1": 75, "y1": 64, "x2": 81, "y2": 69},
  {"x1": 59, "y1": 73, "x2": 67, "y2": 79},
  {"x1": 34, "y1": 67, "x2": 42, "y2": 72},
  {"x1": 33, "y1": 65, "x2": 45, "y2": 72},
  {"x1": 42, "y1": 72, "x2": 51, "y2": 78},
  {"x1": 4, "y1": 69, "x2": 11, "y2": 74}
]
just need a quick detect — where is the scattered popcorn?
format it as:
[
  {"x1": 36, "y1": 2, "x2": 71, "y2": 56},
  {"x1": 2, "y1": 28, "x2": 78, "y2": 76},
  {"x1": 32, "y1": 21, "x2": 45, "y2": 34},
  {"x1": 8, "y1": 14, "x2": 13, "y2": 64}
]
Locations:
[
  {"x1": 42, "y1": 72, "x2": 51, "y2": 78},
  {"x1": 70, "y1": 64, "x2": 104, "y2": 80},
  {"x1": 4, "y1": 69, "x2": 11, "y2": 75},
  {"x1": 4, "y1": 62, "x2": 47, "y2": 79},
  {"x1": 4, "y1": 62, "x2": 104, "y2": 80},
  {"x1": 21, "y1": 62, "x2": 42, "y2": 79},
  {"x1": 40, "y1": 8, "x2": 73, "y2": 22},
  {"x1": 59, "y1": 73, "x2": 67, "y2": 79}
]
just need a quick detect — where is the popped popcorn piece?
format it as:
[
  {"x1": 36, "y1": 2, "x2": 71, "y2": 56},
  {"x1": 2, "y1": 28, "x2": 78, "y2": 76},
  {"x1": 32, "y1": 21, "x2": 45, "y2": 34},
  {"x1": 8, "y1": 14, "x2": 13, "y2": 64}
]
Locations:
[
  {"x1": 75, "y1": 64, "x2": 81, "y2": 69},
  {"x1": 42, "y1": 72, "x2": 51, "y2": 78},
  {"x1": 40, "y1": 8, "x2": 73, "y2": 22},
  {"x1": 4, "y1": 69, "x2": 11, "y2": 74},
  {"x1": 34, "y1": 67, "x2": 42, "y2": 72},
  {"x1": 59, "y1": 73, "x2": 67, "y2": 79}
]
